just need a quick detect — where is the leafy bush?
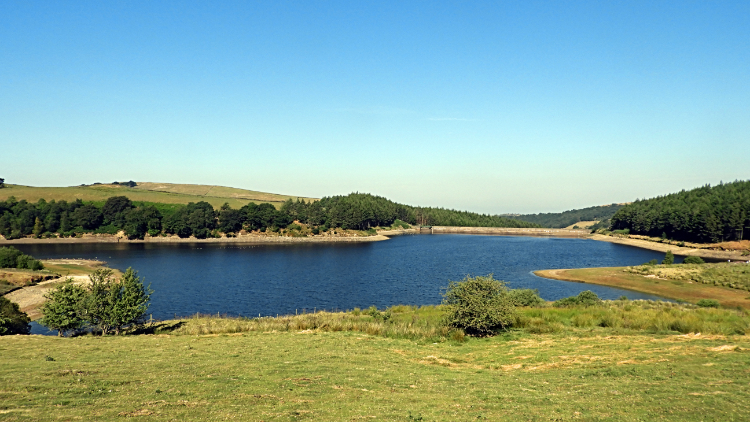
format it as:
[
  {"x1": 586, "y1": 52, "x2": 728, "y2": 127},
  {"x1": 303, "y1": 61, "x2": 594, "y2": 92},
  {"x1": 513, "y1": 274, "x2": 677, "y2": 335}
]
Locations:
[
  {"x1": 662, "y1": 250, "x2": 674, "y2": 265},
  {"x1": 508, "y1": 289, "x2": 545, "y2": 307},
  {"x1": 41, "y1": 268, "x2": 153, "y2": 336},
  {"x1": 0, "y1": 297, "x2": 30, "y2": 335},
  {"x1": 645, "y1": 259, "x2": 658, "y2": 266},
  {"x1": 365, "y1": 228, "x2": 377, "y2": 235},
  {"x1": 683, "y1": 256, "x2": 705, "y2": 265},
  {"x1": 39, "y1": 281, "x2": 88, "y2": 336},
  {"x1": 442, "y1": 274, "x2": 517, "y2": 335},
  {"x1": 80, "y1": 268, "x2": 152, "y2": 335},
  {"x1": 0, "y1": 246, "x2": 44, "y2": 270},
  {"x1": 392, "y1": 219, "x2": 411, "y2": 229},
  {"x1": 366, "y1": 306, "x2": 392, "y2": 322},
  {"x1": 696, "y1": 299, "x2": 720, "y2": 308},
  {"x1": 554, "y1": 290, "x2": 602, "y2": 308}
]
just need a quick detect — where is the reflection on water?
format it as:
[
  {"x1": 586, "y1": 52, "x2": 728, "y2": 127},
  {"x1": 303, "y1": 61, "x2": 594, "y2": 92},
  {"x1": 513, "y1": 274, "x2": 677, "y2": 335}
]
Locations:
[{"x1": 18, "y1": 234, "x2": 669, "y2": 325}]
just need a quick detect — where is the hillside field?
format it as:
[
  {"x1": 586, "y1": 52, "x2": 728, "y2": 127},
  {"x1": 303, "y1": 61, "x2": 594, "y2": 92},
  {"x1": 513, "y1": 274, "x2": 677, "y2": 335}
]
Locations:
[{"x1": 0, "y1": 183, "x2": 316, "y2": 209}]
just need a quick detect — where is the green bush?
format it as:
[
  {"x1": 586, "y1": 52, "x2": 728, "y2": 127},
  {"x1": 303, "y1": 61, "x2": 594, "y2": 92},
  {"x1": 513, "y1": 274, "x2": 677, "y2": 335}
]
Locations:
[
  {"x1": 554, "y1": 290, "x2": 602, "y2": 308},
  {"x1": 0, "y1": 296, "x2": 30, "y2": 335},
  {"x1": 683, "y1": 256, "x2": 705, "y2": 265},
  {"x1": 508, "y1": 289, "x2": 545, "y2": 307},
  {"x1": 80, "y1": 268, "x2": 152, "y2": 335},
  {"x1": 645, "y1": 259, "x2": 658, "y2": 266},
  {"x1": 696, "y1": 299, "x2": 720, "y2": 308},
  {"x1": 0, "y1": 246, "x2": 44, "y2": 270},
  {"x1": 442, "y1": 274, "x2": 517, "y2": 335},
  {"x1": 365, "y1": 228, "x2": 377, "y2": 235},
  {"x1": 39, "y1": 281, "x2": 88, "y2": 336},
  {"x1": 662, "y1": 250, "x2": 674, "y2": 265}
]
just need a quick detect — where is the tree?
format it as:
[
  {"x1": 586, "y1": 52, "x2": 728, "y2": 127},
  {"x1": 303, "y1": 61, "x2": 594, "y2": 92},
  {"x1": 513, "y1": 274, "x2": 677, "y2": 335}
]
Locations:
[
  {"x1": 39, "y1": 281, "x2": 87, "y2": 336},
  {"x1": 442, "y1": 274, "x2": 517, "y2": 336},
  {"x1": 79, "y1": 268, "x2": 151, "y2": 335},
  {"x1": 0, "y1": 296, "x2": 31, "y2": 335},
  {"x1": 0, "y1": 177, "x2": 4, "y2": 188},
  {"x1": 102, "y1": 196, "x2": 134, "y2": 226},
  {"x1": 33, "y1": 217, "x2": 44, "y2": 238},
  {"x1": 73, "y1": 204, "x2": 103, "y2": 229},
  {"x1": 662, "y1": 250, "x2": 674, "y2": 265}
]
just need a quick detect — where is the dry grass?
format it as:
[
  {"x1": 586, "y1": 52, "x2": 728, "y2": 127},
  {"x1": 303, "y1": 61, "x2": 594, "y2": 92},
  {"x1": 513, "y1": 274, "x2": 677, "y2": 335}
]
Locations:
[
  {"x1": 536, "y1": 266, "x2": 750, "y2": 309},
  {"x1": 625, "y1": 263, "x2": 750, "y2": 291},
  {"x1": 1, "y1": 324, "x2": 749, "y2": 420},
  {"x1": 0, "y1": 183, "x2": 316, "y2": 209}
]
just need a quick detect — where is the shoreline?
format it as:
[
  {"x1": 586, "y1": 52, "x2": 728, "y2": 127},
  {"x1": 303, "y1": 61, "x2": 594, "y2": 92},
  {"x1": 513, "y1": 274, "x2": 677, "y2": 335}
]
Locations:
[
  {"x1": 0, "y1": 227, "x2": 591, "y2": 245},
  {"x1": 590, "y1": 234, "x2": 748, "y2": 261},
  {"x1": 0, "y1": 233, "x2": 391, "y2": 245},
  {"x1": 535, "y1": 267, "x2": 750, "y2": 309}
]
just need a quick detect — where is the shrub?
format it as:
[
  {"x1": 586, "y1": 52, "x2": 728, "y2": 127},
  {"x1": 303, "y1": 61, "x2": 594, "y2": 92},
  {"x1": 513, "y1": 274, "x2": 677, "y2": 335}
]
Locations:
[
  {"x1": 645, "y1": 259, "x2": 658, "y2": 266},
  {"x1": 662, "y1": 250, "x2": 674, "y2": 265},
  {"x1": 442, "y1": 274, "x2": 517, "y2": 335},
  {"x1": 79, "y1": 268, "x2": 152, "y2": 335},
  {"x1": 0, "y1": 246, "x2": 22, "y2": 268},
  {"x1": 0, "y1": 246, "x2": 43, "y2": 270},
  {"x1": 508, "y1": 289, "x2": 545, "y2": 307},
  {"x1": 696, "y1": 299, "x2": 720, "y2": 308},
  {"x1": 39, "y1": 281, "x2": 88, "y2": 336},
  {"x1": 0, "y1": 296, "x2": 30, "y2": 335},
  {"x1": 365, "y1": 228, "x2": 377, "y2": 235},
  {"x1": 683, "y1": 256, "x2": 705, "y2": 265},
  {"x1": 554, "y1": 290, "x2": 602, "y2": 308}
]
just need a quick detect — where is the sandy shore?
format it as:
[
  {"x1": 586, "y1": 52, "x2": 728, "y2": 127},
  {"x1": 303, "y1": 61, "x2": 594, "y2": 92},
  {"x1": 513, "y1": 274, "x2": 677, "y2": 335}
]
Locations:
[
  {"x1": 591, "y1": 234, "x2": 749, "y2": 261},
  {"x1": 0, "y1": 233, "x2": 390, "y2": 245}
]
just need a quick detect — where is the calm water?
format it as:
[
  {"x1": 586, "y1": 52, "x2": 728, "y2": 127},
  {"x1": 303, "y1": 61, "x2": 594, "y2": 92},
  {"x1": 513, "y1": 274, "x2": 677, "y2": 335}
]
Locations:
[{"x1": 19, "y1": 234, "x2": 671, "y2": 333}]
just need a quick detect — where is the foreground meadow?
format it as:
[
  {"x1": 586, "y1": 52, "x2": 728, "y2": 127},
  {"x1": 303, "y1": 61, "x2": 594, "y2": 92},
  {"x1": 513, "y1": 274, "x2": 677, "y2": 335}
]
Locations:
[{"x1": 2, "y1": 304, "x2": 749, "y2": 421}]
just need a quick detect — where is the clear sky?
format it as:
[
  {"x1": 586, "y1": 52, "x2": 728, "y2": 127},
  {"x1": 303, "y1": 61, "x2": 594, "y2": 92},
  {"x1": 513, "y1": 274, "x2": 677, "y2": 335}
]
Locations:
[{"x1": 2, "y1": 1, "x2": 748, "y2": 213}]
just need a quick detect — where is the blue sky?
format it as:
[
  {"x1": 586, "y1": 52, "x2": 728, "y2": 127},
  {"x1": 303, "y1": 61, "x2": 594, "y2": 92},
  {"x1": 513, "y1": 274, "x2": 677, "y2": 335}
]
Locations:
[{"x1": 2, "y1": 1, "x2": 748, "y2": 213}]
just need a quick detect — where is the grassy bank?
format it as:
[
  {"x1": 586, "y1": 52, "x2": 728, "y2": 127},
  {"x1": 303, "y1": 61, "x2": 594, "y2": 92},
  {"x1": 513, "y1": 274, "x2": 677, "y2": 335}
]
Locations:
[
  {"x1": 2, "y1": 306, "x2": 749, "y2": 420},
  {"x1": 536, "y1": 265, "x2": 750, "y2": 309},
  {"x1": 0, "y1": 183, "x2": 314, "y2": 210}
]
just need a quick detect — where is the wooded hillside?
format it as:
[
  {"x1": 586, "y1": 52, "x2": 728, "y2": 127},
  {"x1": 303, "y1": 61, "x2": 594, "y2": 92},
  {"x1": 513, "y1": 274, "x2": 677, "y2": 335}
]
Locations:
[{"x1": 610, "y1": 180, "x2": 750, "y2": 243}]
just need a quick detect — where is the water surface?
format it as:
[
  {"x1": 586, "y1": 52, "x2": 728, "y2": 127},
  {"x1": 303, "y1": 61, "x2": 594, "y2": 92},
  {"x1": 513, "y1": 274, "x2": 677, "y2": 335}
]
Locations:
[{"x1": 19, "y1": 234, "x2": 671, "y2": 330}]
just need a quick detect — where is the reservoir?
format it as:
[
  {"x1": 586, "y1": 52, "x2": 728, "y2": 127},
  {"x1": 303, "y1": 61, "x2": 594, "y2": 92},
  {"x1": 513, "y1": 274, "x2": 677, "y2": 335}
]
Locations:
[{"x1": 18, "y1": 234, "x2": 671, "y2": 324}]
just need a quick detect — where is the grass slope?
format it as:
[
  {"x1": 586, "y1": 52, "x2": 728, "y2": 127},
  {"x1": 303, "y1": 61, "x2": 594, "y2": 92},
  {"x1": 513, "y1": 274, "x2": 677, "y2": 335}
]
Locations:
[
  {"x1": 0, "y1": 183, "x2": 316, "y2": 209},
  {"x1": 1, "y1": 327, "x2": 748, "y2": 420},
  {"x1": 536, "y1": 265, "x2": 750, "y2": 309}
]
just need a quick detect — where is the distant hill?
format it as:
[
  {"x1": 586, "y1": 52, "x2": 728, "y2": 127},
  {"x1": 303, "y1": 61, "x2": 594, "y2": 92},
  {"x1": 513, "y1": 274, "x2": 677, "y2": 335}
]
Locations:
[
  {"x1": 508, "y1": 204, "x2": 625, "y2": 229},
  {"x1": 0, "y1": 182, "x2": 316, "y2": 209}
]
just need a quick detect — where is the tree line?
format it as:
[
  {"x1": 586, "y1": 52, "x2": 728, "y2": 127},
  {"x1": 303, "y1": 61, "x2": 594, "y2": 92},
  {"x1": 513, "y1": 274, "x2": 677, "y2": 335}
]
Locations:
[
  {"x1": 610, "y1": 180, "x2": 750, "y2": 243},
  {"x1": 509, "y1": 204, "x2": 624, "y2": 228},
  {"x1": 0, "y1": 193, "x2": 538, "y2": 240}
]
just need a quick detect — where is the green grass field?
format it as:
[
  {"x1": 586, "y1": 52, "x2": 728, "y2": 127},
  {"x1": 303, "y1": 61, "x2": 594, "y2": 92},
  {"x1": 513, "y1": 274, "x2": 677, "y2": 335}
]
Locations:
[
  {"x1": 2, "y1": 304, "x2": 749, "y2": 421},
  {"x1": 0, "y1": 183, "x2": 316, "y2": 209}
]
